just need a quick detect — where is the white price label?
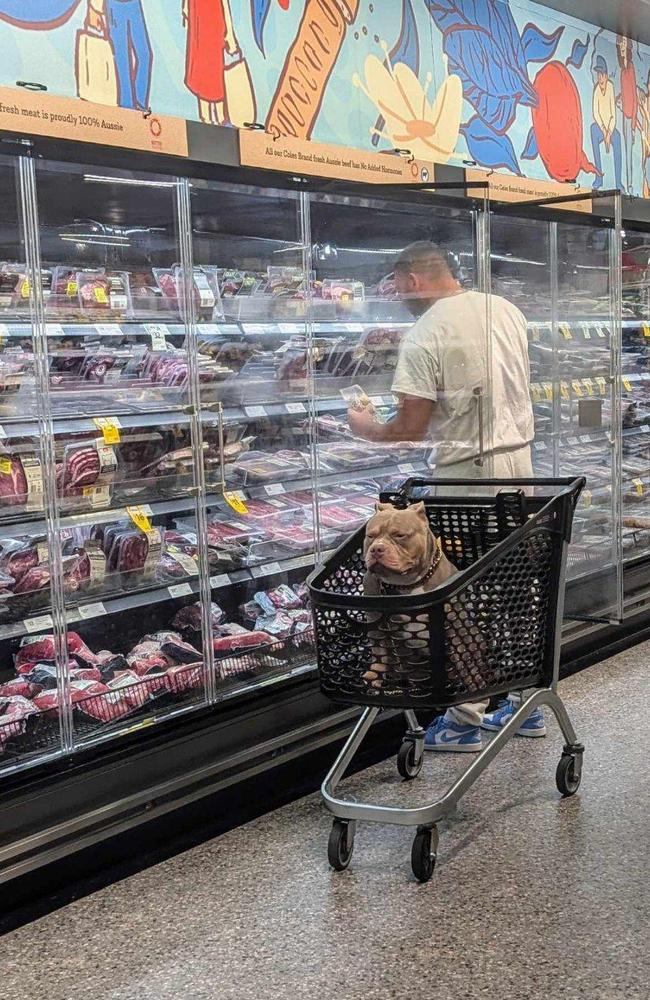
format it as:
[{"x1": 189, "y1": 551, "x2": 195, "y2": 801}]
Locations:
[
  {"x1": 535, "y1": 441, "x2": 547, "y2": 451},
  {"x1": 95, "y1": 323, "x2": 122, "y2": 337},
  {"x1": 245, "y1": 405, "x2": 266, "y2": 418},
  {"x1": 261, "y1": 561, "x2": 282, "y2": 577},
  {"x1": 278, "y1": 323, "x2": 298, "y2": 334},
  {"x1": 244, "y1": 324, "x2": 268, "y2": 334},
  {"x1": 168, "y1": 582, "x2": 193, "y2": 598},
  {"x1": 265, "y1": 483, "x2": 285, "y2": 496},
  {"x1": 0, "y1": 425, "x2": 6, "y2": 439},
  {"x1": 144, "y1": 323, "x2": 169, "y2": 350},
  {"x1": 24, "y1": 614, "x2": 53, "y2": 633},
  {"x1": 583, "y1": 326, "x2": 592, "y2": 339},
  {"x1": 641, "y1": 426, "x2": 650, "y2": 434},
  {"x1": 168, "y1": 549, "x2": 198, "y2": 576},
  {"x1": 285, "y1": 402, "x2": 306, "y2": 414},
  {"x1": 596, "y1": 326, "x2": 607, "y2": 338},
  {"x1": 369, "y1": 396, "x2": 384, "y2": 407},
  {"x1": 579, "y1": 436, "x2": 591, "y2": 444},
  {"x1": 398, "y1": 463, "x2": 415, "y2": 473},
  {"x1": 567, "y1": 437, "x2": 579, "y2": 446},
  {"x1": 78, "y1": 602, "x2": 106, "y2": 620},
  {"x1": 345, "y1": 323, "x2": 364, "y2": 333},
  {"x1": 210, "y1": 573, "x2": 231, "y2": 588},
  {"x1": 46, "y1": 323, "x2": 65, "y2": 337}
]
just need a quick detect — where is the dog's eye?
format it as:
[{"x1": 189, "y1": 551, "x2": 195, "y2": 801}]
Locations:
[{"x1": 394, "y1": 532, "x2": 410, "y2": 542}]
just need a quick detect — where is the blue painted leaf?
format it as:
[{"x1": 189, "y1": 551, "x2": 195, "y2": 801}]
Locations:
[
  {"x1": 521, "y1": 22, "x2": 564, "y2": 64},
  {"x1": 425, "y1": 0, "x2": 538, "y2": 133},
  {"x1": 372, "y1": 0, "x2": 419, "y2": 147},
  {"x1": 461, "y1": 116, "x2": 523, "y2": 174},
  {"x1": 0, "y1": 0, "x2": 80, "y2": 26},
  {"x1": 521, "y1": 126, "x2": 539, "y2": 160},
  {"x1": 566, "y1": 35, "x2": 590, "y2": 70},
  {"x1": 251, "y1": 0, "x2": 272, "y2": 55}
]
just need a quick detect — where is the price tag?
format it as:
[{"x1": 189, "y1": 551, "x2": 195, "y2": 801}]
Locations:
[
  {"x1": 623, "y1": 376, "x2": 633, "y2": 392},
  {"x1": 583, "y1": 378, "x2": 594, "y2": 396},
  {"x1": 543, "y1": 382, "x2": 553, "y2": 401},
  {"x1": 560, "y1": 382, "x2": 570, "y2": 400},
  {"x1": 46, "y1": 323, "x2": 66, "y2": 337},
  {"x1": 530, "y1": 384, "x2": 542, "y2": 402},
  {"x1": 571, "y1": 380, "x2": 583, "y2": 397},
  {"x1": 24, "y1": 614, "x2": 53, "y2": 633},
  {"x1": 210, "y1": 573, "x2": 231, "y2": 588},
  {"x1": 278, "y1": 323, "x2": 298, "y2": 334},
  {"x1": 95, "y1": 324, "x2": 122, "y2": 337},
  {"x1": 633, "y1": 478, "x2": 644, "y2": 496},
  {"x1": 643, "y1": 325, "x2": 650, "y2": 338},
  {"x1": 345, "y1": 323, "x2": 364, "y2": 333},
  {"x1": 168, "y1": 582, "x2": 193, "y2": 598},
  {"x1": 596, "y1": 377, "x2": 607, "y2": 394},
  {"x1": 567, "y1": 436, "x2": 579, "y2": 446},
  {"x1": 93, "y1": 417, "x2": 122, "y2": 444},
  {"x1": 535, "y1": 440, "x2": 547, "y2": 450},
  {"x1": 126, "y1": 505, "x2": 153, "y2": 533},
  {"x1": 583, "y1": 489, "x2": 592, "y2": 507},
  {"x1": 264, "y1": 483, "x2": 284, "y2": 496},
  {"x1": 244, "y1": 324, "x2": 268, "y2": 335},
  {"x1": 529, "y1": 324, "x2": 539, "y2": 342},
  {"x1": 559, "y1": 323, "x2": 572, "y2": 340},
  {"x1": 255, "y1": 561, "x2": 282, "y2": 578},
  {"x1": 0, "y1": 322, "x2": 8, "y2": 349},
  {"x1": 168, "y1": 549, "x2": 198, "y2": 576},
  {"x1": 0, "y1": 457, "x2": 11, "y2": 474},
  {"x1": 36, "y1": 540, "x2": 49, "y2": 564},
  {"x1": 285, "y1": 401, "x2": 306, "y2": 414},
  {"x1": 583, "y1": 325, "x2": 592, "y2": 340},
  {"x1": 595, "y1": 326, "x2": 606, "y2": 338},
  {"x1": 398, "y1": 463, "x2": 415, "y2": 473},
  {"x1": 224, "y1": 491, "x2": 248, "y2": 515},
  {"x1": 78, "y1": 602, "x2": 106, "y2": 620},
  {"x1": 245, "y1": 405, "x2": 266, "y2": 419},
  {"x1": 144, "y1": 323, "x2": 169, "y2": 351}
]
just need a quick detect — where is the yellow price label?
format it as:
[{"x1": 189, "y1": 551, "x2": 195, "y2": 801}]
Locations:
[
  {"x1": 20, "y1": 279, "x2": 30, "y2": 299},
  {"x1": 583, "y1": 378, "x2": 594, "y2": 396},
  {"x1": 66, "y1": 280, "x2": 78, "y2": 297},
  {"x1": 543, "y1": 382, "x2": 553, "y2": 401},
  {"x1": 623, "y1": 376, "x2": 633, "y2": 392},
  {"x1": 126, "y1": 505, "x2": 153, "y2": 533},
  {"x1": 93, "y1": 286, "x2": 108, "y2": 304},
  {"x1": 595, "y1": 377, "x2": 607, "y2": 395},
  {"x1": 0, "y1": 458, "x2": 12, "y2": 475},
  {"x1": 571, "y1": 380, "x2": 583, "y2": 397},
  {"x1": 559, "y1": 323, "x2": 572, "y2": 340},
  {"x1": 223, "y1": 491, "x2": 248, "y2": 515},
  {"x1": 93, "y1": 417, "x2": 121, "y2": 445},
  {"x1": 531, "y1": 384, "x2": 542, "y2": 402},
  {"x1": 583, "y1": 489, "x2": 592, "y2": 508},
  {"x1": 529, "y1": 324, "x2": 539, "y2": 342},
  {"x1": 560, "y1": 382, "x2": 570, "y2": 400},
  {"x1": 633, "y1": 478, "x2": 644, "y2": 496}
]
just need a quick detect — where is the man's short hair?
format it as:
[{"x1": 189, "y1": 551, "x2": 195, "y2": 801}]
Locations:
[{"x1": 394, "y1": 241, "x2": 451, "y2": 281}]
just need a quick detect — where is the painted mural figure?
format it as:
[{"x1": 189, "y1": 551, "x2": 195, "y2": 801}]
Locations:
[
  {"x1": 87, "y1": 0, "x2": 152, "y2": 111},
  {"x1": 616, "y1": 35, "x2": 638, "y2": 194},
  {"x1": 639, "y1": 71, "x2": 650, "y2": 199},
  {"x1": 183, "y1": 0, "x2": 237, "y2": 125},
  {"x1": 591, "y1": 55, "x2": 622, "y2": 191}
]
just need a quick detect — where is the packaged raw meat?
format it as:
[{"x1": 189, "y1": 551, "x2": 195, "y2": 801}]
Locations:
[
  {"x1": 0, "y1": 455, "x2": 28, "y2": 507},
  {"x1": 171, "y1": 601, "x2": 224, "y2": 634},
  {"x1": 70, "y1": 666, "x2": 102, "y2": 683},
  {"x1": 107, "y1": 671, "x2": 150, "y2": 709},
  {"x1": 128, "y1": 654, "x2": 169, "y2": 678},
  {"x1": 165, "y1": 662, "x2": 203, "y2": 695},
  {"x1": 0, "y1": 695, "x2": 37, "y2": 748},
  {"x1": 0, "y1": 677, "x2": 40, "y2": 699},
  {"x1": 267, "y1": 585, "x2": 302, "y2": 610},
  {"x1": 16, "y1": 635, "x2": 56, "y2": 668},
  {"x1": 26, "y1": 664, "x2": 58, "y2": 689},
  {"x1": 254, "y1": 612, "x2": 294, "y2": 639},
  {"x1": 77, "y1": 270, "x2": 131, "y2": 318},
  {"x1": 77, "y1": 691, "x2": 132, "y2": 723},
  {"x1": 67, "y1": 632, "x2": 100, "y2": 666},
  {"x1": 161, "y1": 636, "x2": 201, "y2": 665},
  {"x1": 212, "y1": 630, "x2": 275, "y2": 655},
  {"x1": 0, "y1": 538, "x2": 38, "y2": 583}
]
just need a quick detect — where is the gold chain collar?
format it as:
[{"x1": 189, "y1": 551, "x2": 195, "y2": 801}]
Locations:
[{"x1": 378, "y1": 540, "x2": 443, "y2": 593}]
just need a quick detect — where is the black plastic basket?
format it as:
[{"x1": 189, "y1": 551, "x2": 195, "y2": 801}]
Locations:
[{"x1": 308, "y1": 477, "x2": 585, "y2": 711}]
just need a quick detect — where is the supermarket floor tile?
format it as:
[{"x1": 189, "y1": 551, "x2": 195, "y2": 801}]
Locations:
[{"x1": 3, "y1": 644, "x2": 650, "y2": 1000}]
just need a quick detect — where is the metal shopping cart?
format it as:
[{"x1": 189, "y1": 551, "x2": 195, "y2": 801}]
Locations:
[{"x1": 307, "y1": 477, "x2": 586, "y2": 882}]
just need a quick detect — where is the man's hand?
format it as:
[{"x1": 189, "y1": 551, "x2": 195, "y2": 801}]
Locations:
[{"x1": 347, "y1": 406, "x2": 379, "y2": 442}]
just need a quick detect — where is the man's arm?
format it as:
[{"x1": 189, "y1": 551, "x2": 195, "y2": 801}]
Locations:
[{"x1": 348, "y1": 395, "x2": 435, "y2": 443}]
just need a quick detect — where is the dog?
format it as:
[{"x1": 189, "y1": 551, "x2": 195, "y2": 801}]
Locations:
[{"x1": 361, "y1": 502, "x2": 457, "y2": 689}]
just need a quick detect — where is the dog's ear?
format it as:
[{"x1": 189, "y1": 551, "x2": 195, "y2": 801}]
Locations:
[
  {"x1": 375, "y1": 502, "x2": 393, "y2": 512},
  {"x1": 410, "y1": 501, "x2": 428, "y2": 521}
]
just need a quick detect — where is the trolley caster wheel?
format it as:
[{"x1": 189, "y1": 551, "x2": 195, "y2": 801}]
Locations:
[
  {"x1": 397, "y1": 739, "x2": 423, "y2": 780},
  {"x1": 411, "y1": 825, "x2": 439, "y2": 883},
  {"x1": 556, "y1": 753, "x2": 582, "y2": 797},
  {"x1": 328, "y1": 819, "x2": 356, "y2": 872}
]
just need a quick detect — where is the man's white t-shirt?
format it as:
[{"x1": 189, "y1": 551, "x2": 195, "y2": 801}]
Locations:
[{"x1": 391, "y1": 290, "x2": 534, "y2": 467}]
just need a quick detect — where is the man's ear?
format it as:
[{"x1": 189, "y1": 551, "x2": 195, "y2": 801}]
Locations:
[
  {"x1": 410, "y1": 501, "x2": 428, "y2": 520},
  {"x1": 375, "y1": 502, "x2": 393, "y2": 512}
]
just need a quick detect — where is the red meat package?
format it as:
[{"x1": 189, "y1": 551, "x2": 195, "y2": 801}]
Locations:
[
  {"x1": 0, "y1": 677, "x2": 40, "y2": 699},
  {"x1": 0, "y1": 696, "x2": 37, "y2": 748},
  {"x1": 107, "y1": 671, "x2": 150, "y2": 709},
  {"x1": 165, "y1": 662, "x2": 203, "y2": 694},
  {"x1": 212, "y1": 630, "x2": 274, "y2": 655},
  {"x1": 77, "y1": 690, "x2": 132, "y2": 723}
]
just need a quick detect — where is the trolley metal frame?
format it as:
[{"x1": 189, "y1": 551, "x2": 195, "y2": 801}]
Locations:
[{"x1": 311, "y1": 478, "x2": 586, "y2": 881}]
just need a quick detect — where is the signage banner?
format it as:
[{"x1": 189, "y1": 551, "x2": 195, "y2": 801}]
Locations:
[
  {"x1": 466, "y1": 169, "x2": 593, "y2": 214},
  {"x1": 0, "y1": 86, "x2": 188, "y2": 157}
]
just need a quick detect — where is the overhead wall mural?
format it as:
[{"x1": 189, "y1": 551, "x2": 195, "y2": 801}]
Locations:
[{"x1": 0, "y1": 0, "x2": 650, "y2": 196}]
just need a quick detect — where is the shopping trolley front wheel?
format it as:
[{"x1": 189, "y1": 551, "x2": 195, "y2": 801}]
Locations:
[
  {"x1": 411, "y1": 824, "x2": 439, "y2": 883},
  {"x1": 328, "y1": 819, "x2": 356, "y2": 871},
  {"x1": 397, "y1": 739, "x2": 424, "y2": 780}
]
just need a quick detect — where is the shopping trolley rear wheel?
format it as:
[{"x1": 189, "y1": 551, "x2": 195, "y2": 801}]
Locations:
[
  {"x1": 328, "y1": 819, "x2": 356, "y2": 871},
  {"x1": 556, "y1": 753, "x2": 582, "y2": 797},
  {"x1": 411, "y1": 825, "x2": 438, "y2": 883},
  {"x1": 397, "y1": 739, "x2": 423, "y2": 780}
]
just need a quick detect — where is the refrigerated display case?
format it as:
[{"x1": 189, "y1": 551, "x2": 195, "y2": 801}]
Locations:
[{"x1": 0, "y1": 141, "x2": 631, "y2": 885}]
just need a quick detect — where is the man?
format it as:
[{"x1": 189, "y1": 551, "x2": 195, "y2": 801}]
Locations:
[
  {"x1": 591, "y1": 55, "x2": 623, "y2": 191},
  {"x1": 348, "y1": 241, "x2": 544, "y2": 751}
]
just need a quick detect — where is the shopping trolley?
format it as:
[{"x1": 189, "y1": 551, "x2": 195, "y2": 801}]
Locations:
[{"x1": 307, "y1": 477, "x2": 586, "y2": 882}]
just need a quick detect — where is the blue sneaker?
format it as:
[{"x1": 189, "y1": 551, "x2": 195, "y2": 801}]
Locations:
[
  {"x1": 482, "y1": 698, "x2": 546, "y2": 738},
  {"x1": 424, "y1": 714, "x2": 482, "y2": 753}
]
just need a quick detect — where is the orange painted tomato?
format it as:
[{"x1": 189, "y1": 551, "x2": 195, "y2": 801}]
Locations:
[{"x1": 532, "y1": 61, "x2": 599, "y2": 182}]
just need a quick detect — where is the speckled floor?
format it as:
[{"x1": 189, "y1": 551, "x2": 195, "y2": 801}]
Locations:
[{"x1": 3, "y1": 645, "x2": 649, "y2": 1000}]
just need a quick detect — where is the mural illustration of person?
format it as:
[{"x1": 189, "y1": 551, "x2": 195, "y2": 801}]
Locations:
[
  {"x1": 616, "y1": 35, "x2": 638, "y2": 194},
  {"x1": 87, "y1": 0, "x2": 152, "y2": 111},
  {"x1": 591, "y1": 55, "x2": 622, "y2": 191},
  {"x1": 639, "y1": 70, "x2": 650, "y2": 198},
  {"x1": 183, "y1": 0, "x2": 238, "y2": 125}
]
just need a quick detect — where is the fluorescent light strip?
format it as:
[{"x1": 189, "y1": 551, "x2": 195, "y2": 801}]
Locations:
[{"x1": 83, "y1": 174, "x2": 177, "y2": 188}]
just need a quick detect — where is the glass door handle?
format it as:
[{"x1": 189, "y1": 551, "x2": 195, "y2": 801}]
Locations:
[{"x1": 473, "y1": 386, "x2": 484, "y2": 468}]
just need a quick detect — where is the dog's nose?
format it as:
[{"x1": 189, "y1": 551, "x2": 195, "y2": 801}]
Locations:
[{"x1": 371, "y1": 542, "x2": 385, "y2": 555}]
